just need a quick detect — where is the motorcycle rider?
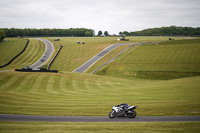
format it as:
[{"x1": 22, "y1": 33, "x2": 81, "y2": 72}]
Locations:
[
  {"x1": 109, "y1": 103, "x2": 137, "y2": 118},
  {"x1": 117, "y1": 103, "x2": 130, "y2": 110}
]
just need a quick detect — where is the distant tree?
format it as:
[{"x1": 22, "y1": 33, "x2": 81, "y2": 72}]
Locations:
[
  {"x1": 85, "y1": 30, "x2": 93, "y2": 36},
  {"x1": 119, "y1": 32, "x2": 123, "y2": 35},
  {"x1": 127, "y1": 26, "x2": 200, "y2": 36},
  {"x1": 122, "y1": 31, "x2": 130, "y2": 36},
  {"x1": 0, "y1": 30, "x2": 6, "y2": 41},
  {"x1": 104, "y1": 31, "x2": 108, "y2": 36},
  {"x1": 0, "y1": 28, "x2": 95, "y2": 37},
  {"x1": 98, "y1": 31, "x2": 103, "y2": 36}
]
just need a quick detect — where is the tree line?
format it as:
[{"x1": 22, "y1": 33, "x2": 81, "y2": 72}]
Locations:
[
  {"x1": 0, "y1": 30, "x2": 6, "y2": 41},
  {"x1": 97, "y1": 31, "x2": 109, "y2": 36},
  {"x1": 0, "y1": 28, "x2": 95, "y2": 37},
  {"x1": 119, "y1": 26, "x2": 200, "y2": 36}
]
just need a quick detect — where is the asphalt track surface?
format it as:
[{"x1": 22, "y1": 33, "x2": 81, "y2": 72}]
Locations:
[
  {"x1": 0, "y1": 114, "x2": 199, "y2": 122},
  {"x1": 29, "y1": 38, "x2": 54, "y2": 69},
  {"x1": 73, "y1": 42, "x2": 136, "y2": 73}
]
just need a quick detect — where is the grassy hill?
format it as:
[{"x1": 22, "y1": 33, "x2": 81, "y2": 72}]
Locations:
[
  {"x1": 0, "y1": 38, "x2": 27, "y2": 66},
  {"x1": 0, "y1": 36, "x2": 199, "y2": 132},
  {"x1": 0, "y1": 38, "x2": 45, "y2": 70},
  {"x1": 96, "y1": 38, "x2": 200, "y2": 80},
  {"x1": 0, "y1": 71, "x2": 199, "y2": 116},
  {"x1": 0, "y1": 37, "x2": 199, "y2": 116},
  {"x1": 46, "y1": 36, "x2": 186, "y2": 72}
]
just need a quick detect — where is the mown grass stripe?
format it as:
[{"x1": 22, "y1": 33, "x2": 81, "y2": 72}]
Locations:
[
  {"x1": 46, "y1": 75, "x2": 60, "y2": 95},
  {"x1": 29, "y1": 74, "x2": 46, "y2": 94},
  {"x1": 53, "y1": 75, "x2": 65, "y2": 94},
  {"x1": 0, "y1": 74, "x2": 12, "y2": 87},
  {"x1": 7, "y1": 74, "x2": 27, "y2": 92},
  {"x1": 0, "y1": 74, "x2": 23, "y2": 91},
  {"x1": 59, "y1": 76, "x2": 69, "y2": 93},
  {"x1": 0, "y1": 38, "x2": 27, "y2": 66},
  {"x1": 0, "y1": 38, "x2": 45, "y2": 70},
  {"x1": 13, "y1": 74, "x2": 37, "y2": 93},
  {"x1": 12, "y1": 39, "x2": 44, "y2": 68},
  {"x1": 0, "y1": 71, "x2": 200, "y2": 116}
]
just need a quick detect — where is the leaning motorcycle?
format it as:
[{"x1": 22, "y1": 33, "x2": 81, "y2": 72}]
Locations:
[{"x1": 109, "y1": 103, "x2": 137, "y2": 118}]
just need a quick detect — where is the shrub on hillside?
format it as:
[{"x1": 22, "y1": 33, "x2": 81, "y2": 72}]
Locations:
[{"x1": 0, "y1": 30, "x2": 6, "y2": 41}]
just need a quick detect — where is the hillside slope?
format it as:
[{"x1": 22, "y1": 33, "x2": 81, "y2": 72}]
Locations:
[
  {"x1": 0, "y1": 38, "x2": 27, "y2": 66},
  {"x1": 0, "y1": 71, "x2": 199, "y2": 116},
  {"x1": 0, "y1": 38, "x2": 45, "y2": 70},
  {"x1": 96, "y1": 39, "x2": 200, "y2": 79},
  {"x1": 49, "y1": 36, "x2": 185, "y2": 72}
]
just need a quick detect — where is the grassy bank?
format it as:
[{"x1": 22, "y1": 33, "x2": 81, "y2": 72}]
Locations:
[
  {"x1": 0, "y1": 38, "x2": 45, "y2": 70},
  {"x1": 96, "y1": 39, "x2": 200, "y2": 80},
  {"x1": 0, "y1": 71, "x2": 199, "y2": 116},
  {"x1": 0, "y1": 37, "x2": 199, "y2": 132},
  {"x1": 0, "y1": 38, "x2": 27, "y2": 66},
  {"x1": 0, "y1": 122, "x2": 199, "y2": 133},
  {"x1": 48, "y1": 36, "x2": 185, "y2": 72}
]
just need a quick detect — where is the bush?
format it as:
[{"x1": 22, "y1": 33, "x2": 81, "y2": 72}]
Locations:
[{"x1": 0, "y1": 30, "x2": 6, "y2": 41}]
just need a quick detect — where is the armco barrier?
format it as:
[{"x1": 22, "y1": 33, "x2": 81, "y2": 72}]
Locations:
[
  {"x1": 15, "y1": 68, "x2": 58, "y2": 73},
  {"x1": 0, "y1": 39, "x2": 29, "y2": 68},
  {"x1": 47, "y1": 45, "x2": 63, "y2": 70}
]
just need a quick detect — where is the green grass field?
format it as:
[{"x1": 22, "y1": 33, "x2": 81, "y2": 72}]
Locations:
[
  {"x1": 0, "y1": 36, "x2": 200, "y2": 132},
  {"x1": 47, "y1": 36, "x2": 186, "y2": 72},
  {"x1": 0, "y1": 71, "x2": 199, "y2": 116},
  {"x1": 0, "y1": 38, "x2": 45, "y2": 70},
  {"x1": 0, "y1": 122, "x2": 199, "y2": 133},
  {"x1": 0, "y1": 38, "x2": 27, "y2": 66},
  {"x1": 96, "y1": 38, "x2": 200, "y2": 79}
]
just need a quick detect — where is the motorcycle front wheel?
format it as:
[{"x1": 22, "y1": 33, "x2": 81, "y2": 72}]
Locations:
[
  {"x1": 127, "y1": 111, "x2": 137, "y2": 118},
  {"x1": 109, "y1": 110, "x2": 116, "y2": 118}
]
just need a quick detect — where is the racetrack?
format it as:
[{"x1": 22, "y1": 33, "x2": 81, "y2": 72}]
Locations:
[
  {"x1": 73, "y1": 42, "x2": 136, "y2": 73},
  {"x1": 29, "y1": 38, "x2": 54, "y2": 69},
  {"x1": 73, "y1": 41, "x2": 159, "y2": 73},
  {"x1": 0, "y1": 114, "x2": 199, "y2": 122}
]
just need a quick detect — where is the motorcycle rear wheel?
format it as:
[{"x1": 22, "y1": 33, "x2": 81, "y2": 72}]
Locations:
[
  {"x1": 127, "y1": 111, "x2": 137, "y2": 118},
  {"x1": 109, "y1": 110, "x2": 116, "y2": 118}
]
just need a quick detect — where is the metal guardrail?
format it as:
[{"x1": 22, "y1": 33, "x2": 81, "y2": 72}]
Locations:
[
  {"x1": 47, "y1": 45, "x2": 63, "y2": 70},
  {"x1": 0, "y1": 39, "x2": 29, "y2": 68}
]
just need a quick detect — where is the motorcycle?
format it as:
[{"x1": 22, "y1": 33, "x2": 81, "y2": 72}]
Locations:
[{"x1": 109, "y1": 103, "x2": 137, "y2": 118}]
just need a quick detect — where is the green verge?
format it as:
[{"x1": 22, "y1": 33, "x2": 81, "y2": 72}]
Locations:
[
  {"x1": 96, "y1": 38, "x2": 200, "y2": 80},
  {"x1": 0, "y1": 38, "x2": 46, "y2": 70},
  {"x1": 0, "y1": 71, "x2": 199, "y2": 116},
  {"x1": 85, "y1": 45, "x2": 131, "y2": 73},
  {"x1": 47, "y1": 36, "x2": 186, "y2": 72},
  {"x1": 0, "y1": 122, "x2": 199, "y2": 133},
  {"x1": 0, "y1": 38, "x2": 27, "y2": 66}
]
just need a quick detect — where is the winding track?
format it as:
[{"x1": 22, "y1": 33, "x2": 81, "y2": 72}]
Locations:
[
  {"x1": 73, "y1": 42, "x2": 158, "y2": 73},
  {"x1": 73, "y1": 42, "x2": 136, "y2": 73},
  {"x1": 0, "y1": 114, "x2": 199, "y2": 122},
  {"x1": 29, "y1": 38, "x2": 54, "y2": 69}
]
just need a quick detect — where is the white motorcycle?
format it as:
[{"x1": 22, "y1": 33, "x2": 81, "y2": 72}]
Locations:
[{"x1": 109, "y1": 103, "x2": 137, "y2": 118}]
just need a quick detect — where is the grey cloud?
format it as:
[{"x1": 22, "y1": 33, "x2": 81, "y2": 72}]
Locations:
[{"x1": 0, "y1": 0, "x2": 199, "y2": 34}]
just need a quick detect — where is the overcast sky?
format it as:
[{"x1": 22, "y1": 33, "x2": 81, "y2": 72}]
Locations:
[{"x1": 0, "y1": 0, "x2": 200, "y2": 34}]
